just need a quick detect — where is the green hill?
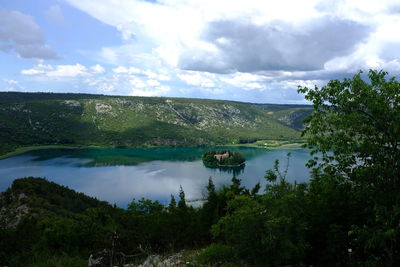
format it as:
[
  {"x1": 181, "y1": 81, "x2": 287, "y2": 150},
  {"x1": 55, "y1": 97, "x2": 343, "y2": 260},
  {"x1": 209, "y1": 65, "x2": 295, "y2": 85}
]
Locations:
[{"x1": 0, "y1": 92, "x2": 312, "y2": 155}]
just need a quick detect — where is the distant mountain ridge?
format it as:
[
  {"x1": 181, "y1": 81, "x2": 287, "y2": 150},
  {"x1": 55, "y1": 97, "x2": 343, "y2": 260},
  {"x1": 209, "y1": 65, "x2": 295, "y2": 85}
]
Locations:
[{"x1": 0, "y1": 92, "x2": 312, "y2": 155}]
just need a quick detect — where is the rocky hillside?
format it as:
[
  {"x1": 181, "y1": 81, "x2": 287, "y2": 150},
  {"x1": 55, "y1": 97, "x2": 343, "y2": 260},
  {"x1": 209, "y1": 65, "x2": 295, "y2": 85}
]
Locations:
[{"x1": 0, "y1": 92, "x2": 312, "y2": 155}]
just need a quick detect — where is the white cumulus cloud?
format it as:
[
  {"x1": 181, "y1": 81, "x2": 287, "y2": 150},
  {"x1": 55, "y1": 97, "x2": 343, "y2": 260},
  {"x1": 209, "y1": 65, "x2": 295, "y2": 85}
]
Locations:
[
  {"x1": 178, "y1": 71, "x2": 216, "y2": 88},
  {"x1": 21, "y1": 64, "x2": 88, "y2": 77},
  {"x1": 91, "y1": 64, "x2": 106, "y2": 74},
  {"x1": 131, "y1": 85, "x2": 170, "y2": 97},
  {"x1": 12, "y1": 0, "x2": 400, "y2": 103}
]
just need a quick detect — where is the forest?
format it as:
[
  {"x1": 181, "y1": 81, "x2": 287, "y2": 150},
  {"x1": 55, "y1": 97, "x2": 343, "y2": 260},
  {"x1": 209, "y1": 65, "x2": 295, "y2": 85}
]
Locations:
[{"x1": 0, "y1": 70, "x2": 399, "y2": 266}]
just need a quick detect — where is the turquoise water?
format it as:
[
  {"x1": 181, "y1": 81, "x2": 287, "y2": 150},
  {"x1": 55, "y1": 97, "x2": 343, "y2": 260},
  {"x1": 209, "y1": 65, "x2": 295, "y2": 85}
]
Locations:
[{"x1": 0, "y1": 147, "x2": 312, "y2": 208}]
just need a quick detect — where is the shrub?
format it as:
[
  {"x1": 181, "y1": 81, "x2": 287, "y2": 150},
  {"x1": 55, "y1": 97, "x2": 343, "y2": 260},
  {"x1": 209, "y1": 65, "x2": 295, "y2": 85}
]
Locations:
[{"x1": 197, "y1": 244, "x2": 235, "y2": 264}]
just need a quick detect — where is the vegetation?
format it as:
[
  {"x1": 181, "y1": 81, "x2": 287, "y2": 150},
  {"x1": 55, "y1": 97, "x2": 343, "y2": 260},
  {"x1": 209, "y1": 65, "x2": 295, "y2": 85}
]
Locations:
[
  {"x1": 252, "y1": 138, "x2": 305, "y2": 148},
  {"x1": 0, "y1": 70, "x2": 399, "y2": 266},
  {"x1": 202, "y1": 150, "x2": 245, "y2": 167},
  {"x1": 0, "y1": 177, "x2": 225, "y2": 266},
  {"x1": 0, "y1": 92, "x2": 311, "y2": 156},
  {"x1": 298, "y1": 70, "x2": 400, "y2": 265}
]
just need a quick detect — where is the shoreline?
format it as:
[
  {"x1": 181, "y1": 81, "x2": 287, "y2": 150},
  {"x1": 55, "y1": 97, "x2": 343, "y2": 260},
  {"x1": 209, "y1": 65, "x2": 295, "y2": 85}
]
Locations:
[
  {"x1": 0, "y1": 141, "x2": 306, "y2": 160},
  {"x1": 202, "y1": 160, "x2": 246, "y2": 168},
  {"x1": 0, "y1": 145, "x2": 105, "y2": 160},
  {"x1": 225, "y1": 142, "x2": 305, "y2": 149},
  {"x1": 215, "y1": 162, "x2": 246, "y2": 167}
]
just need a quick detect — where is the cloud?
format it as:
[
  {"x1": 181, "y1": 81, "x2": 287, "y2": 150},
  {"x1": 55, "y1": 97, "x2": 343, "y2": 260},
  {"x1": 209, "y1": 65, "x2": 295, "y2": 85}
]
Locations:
[
  {"x1": 113, "y1": 66, "x2": 141, "y2": 74},
  {"x1": 4, "y1": 79, "x2": 18, "y2": 84},
  {"x1": 64, "y1": 0, "x2": 373, "y2": 74},
  {"x1": 178, "y1": 71, "x2": 216, "y2": 87},
  {"x1": 147, "y1": 79, "x2": 160, "y2": 87},
  {"x1": 20, "y1": 62, "x2": 172, "y2": 96},
  {"x1": 20, "y1": 68, "x2": 45, "y2": 75},
  {"x1": 0, "y1": 10, "x2": 59, "y2": 60},
  {"x1": 91, "y1": 64, "x2": 106, "y2": 74},
  {"x1": 63, "y1": 0, "x2": 392, "y2": 86},
  {"x1": 131, "y1": 85, "x2": 170, "y2": 97},
  {"x1": 44, "y1": 5, "x2": 65, "y2": 25},
  {"x1": 179, "y1": 18, "x2": 370, "y2": 73},
  {"x1": 97, "y1": 44, "x2": 161, "y2": 67},
  {"x1": 21, "y1": 64, "x2": 91, "y2": 77},
  {"x1": 9, "y1": 0, "x2": 400, "y2": 104},
  {"x1": 2, "y1": 78, "x2": 25, "y2": 91},
  {"x1": 112, "y1": 65, "x2": 171, "y2": 80},
  {"x1": 21, "y1": 64, "x2": 110, "y2": 77},
  {"x1": 220, "y1": 73, "x2": 268, "y2": 90},
  {"x1": 21, "y1": 64, "x2": 51, "y2": 75},
  {"x1": 46, "y1": 64, "x2": 88, "y2": 77},
  {"x1": 316, "y1": 0, "x2": 400, "y2": 19},
  {"x1": 65, "y1": 0, "x2": 321, "y2": 69},
  {"x1": 86, "y1": 72, "x2": 169, "y2": 96}
]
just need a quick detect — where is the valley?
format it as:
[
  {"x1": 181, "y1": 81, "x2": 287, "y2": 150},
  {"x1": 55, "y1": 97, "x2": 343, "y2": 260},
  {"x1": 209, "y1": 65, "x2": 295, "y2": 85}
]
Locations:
[{"x1": 0, "y1": 92, "x2": 311, "y2": 156}]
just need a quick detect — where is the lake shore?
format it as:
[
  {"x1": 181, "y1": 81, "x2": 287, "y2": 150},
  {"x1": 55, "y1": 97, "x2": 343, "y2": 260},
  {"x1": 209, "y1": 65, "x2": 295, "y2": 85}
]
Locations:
[
  {"x1": 225, "y1": 142, "x2": 305, "y2": 149},
  {"x1": 0, "y1": 141, "x2": 305, "y2": 160},
  {"x1": 0, "y1": 145, "x2": 105, "y2": 160},
  {"x1": 215, "y1": 162, "x2": 246, "y2": 167},
  {"x1": 203, "y1": 162, "x2": 246, "y2": 168}
]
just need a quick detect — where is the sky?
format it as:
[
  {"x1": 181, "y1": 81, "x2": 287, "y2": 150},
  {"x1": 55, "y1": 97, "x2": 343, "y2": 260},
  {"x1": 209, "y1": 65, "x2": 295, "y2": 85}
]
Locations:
[{"x1": 1, "y1": 0, "x2": 400, "y2": 104}]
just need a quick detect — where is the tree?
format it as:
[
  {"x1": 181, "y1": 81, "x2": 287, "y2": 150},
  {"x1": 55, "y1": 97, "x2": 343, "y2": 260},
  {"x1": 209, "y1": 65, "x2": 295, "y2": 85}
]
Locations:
[
  {"x1": 298, "y1": 70, "x2": 400, "y2": 264},
  {"x1": 211, "y1": 164, "x2": 309, "y2": 266},
  {"x1": 298, "y1": 70, "x2": 399, "y2": 183},
  {"x1": 168, "y1": 195, "x2": 177, "y2": 212},
  {"x1": 178, "y1": 186, "x2": 187, "y2": 211}
]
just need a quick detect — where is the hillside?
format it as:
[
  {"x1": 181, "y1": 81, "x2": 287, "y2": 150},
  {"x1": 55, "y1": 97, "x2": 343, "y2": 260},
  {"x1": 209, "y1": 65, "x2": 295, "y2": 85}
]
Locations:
[
  {"x1": 0, "y1": 177, "x2": 236, "y2": 266},
  {"x1": 0, "y1": 177, "x2": 115, "y2": 266},
  {"x1": 0, "y1": 177, "x2": 111, "y2": 228},
  {"x1": 0, "y1": 92, "x2": 312, "y2": 155}
]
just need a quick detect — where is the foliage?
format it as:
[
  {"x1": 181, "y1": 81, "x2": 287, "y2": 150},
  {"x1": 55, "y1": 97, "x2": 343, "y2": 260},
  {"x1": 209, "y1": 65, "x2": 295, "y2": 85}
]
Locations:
[
  {"x1": 197, "y1": 244, "x2": 235, "y2": 264},
  {"x1": 211, "y1": 160, "x2": 309, "y2": 266},
  {"x1": 0, "y1": 178, "x2": 120, "y2": 266},
  {"x1": 0, "y1": 92, "x2": 308, "y2": 155},
  {"x1": 298, "y1": 70, "x2": 400, "y2": 264},
  {"x1": 298, "y1": 70, "x2": 399, "y2": 179}
]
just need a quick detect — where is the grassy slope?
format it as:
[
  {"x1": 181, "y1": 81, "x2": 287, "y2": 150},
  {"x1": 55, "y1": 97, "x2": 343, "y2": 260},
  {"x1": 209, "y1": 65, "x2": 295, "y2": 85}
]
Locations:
[{"x1": 0, "y1": 92, "x2": 312, "y2": 155}]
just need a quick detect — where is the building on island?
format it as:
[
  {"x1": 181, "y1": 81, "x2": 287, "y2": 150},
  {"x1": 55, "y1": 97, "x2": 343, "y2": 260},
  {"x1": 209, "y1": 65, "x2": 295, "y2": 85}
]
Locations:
[{"x1": 213, "y1": 152, "x2": 229, "y2": 161}]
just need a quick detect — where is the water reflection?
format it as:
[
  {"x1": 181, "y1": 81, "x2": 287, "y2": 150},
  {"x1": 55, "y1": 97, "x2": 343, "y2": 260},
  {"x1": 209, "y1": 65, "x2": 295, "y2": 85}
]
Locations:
[
  {"x1": 0, "y1": 147, "x2": 312, "y2": 208},
  {"x1": 203, "y1": 163, "x2": 245, "y2": 176},
  {"x1": 27, "y1": 146, "x2": 267, "y2": 167}
]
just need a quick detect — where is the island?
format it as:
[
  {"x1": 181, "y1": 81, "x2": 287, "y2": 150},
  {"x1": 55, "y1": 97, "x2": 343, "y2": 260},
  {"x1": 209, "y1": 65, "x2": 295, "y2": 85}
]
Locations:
[{"x1": 202, "y1": 150, "x2": 245, "y2": 167}]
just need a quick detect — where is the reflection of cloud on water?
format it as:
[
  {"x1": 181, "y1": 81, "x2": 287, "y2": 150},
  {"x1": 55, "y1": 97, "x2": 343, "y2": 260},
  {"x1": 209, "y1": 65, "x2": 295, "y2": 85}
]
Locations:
[
  {"x1": 44, "y1": 157, "x2": 93, "y2": 167},
  {"x1": 0, "y1": 149, "x2": 313, "y2": 208},
  {"x1": 144, "y1": 168, "x2": 166, "y2": 176},
  {"x1": 72, "y1": 162, "x2": 217, "y2": 208}
]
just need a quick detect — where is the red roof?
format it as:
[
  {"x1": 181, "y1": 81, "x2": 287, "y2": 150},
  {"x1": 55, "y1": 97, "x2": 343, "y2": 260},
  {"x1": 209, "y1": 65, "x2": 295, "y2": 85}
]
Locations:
[{"x1": 214, "y1": 152, "x2": 229, "y2": 160}]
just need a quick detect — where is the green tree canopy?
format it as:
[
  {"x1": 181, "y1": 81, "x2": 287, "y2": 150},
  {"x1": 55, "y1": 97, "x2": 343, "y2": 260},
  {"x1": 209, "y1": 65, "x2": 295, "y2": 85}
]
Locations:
[
  {"x1": 298, "y1": 70, "x2": 400, "y2": 264},
  {"x1": 298, "y1": 70, "x2": 399, "y2": 182}
]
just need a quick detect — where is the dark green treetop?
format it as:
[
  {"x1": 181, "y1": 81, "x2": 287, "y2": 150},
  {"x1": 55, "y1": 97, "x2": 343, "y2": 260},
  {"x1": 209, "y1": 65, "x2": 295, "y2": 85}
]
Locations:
[
  {"x1": 298, "y1": 70, "x2": 400, "y2": 263},
  {"x1": 298, "y1": 70, "x2": 399, "y2": 180}
]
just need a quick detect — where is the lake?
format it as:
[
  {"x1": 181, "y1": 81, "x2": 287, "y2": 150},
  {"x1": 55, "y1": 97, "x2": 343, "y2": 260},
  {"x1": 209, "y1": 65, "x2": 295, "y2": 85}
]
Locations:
[{"x1": 0, "y1": 147, "x2": 312, "y2": 208}]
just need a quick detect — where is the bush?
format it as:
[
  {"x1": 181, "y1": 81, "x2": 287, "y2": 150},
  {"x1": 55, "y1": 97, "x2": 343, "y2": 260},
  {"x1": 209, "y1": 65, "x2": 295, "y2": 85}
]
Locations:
[{"x1": 197, "y1": 244, "x2": 235, "y2": 264}]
